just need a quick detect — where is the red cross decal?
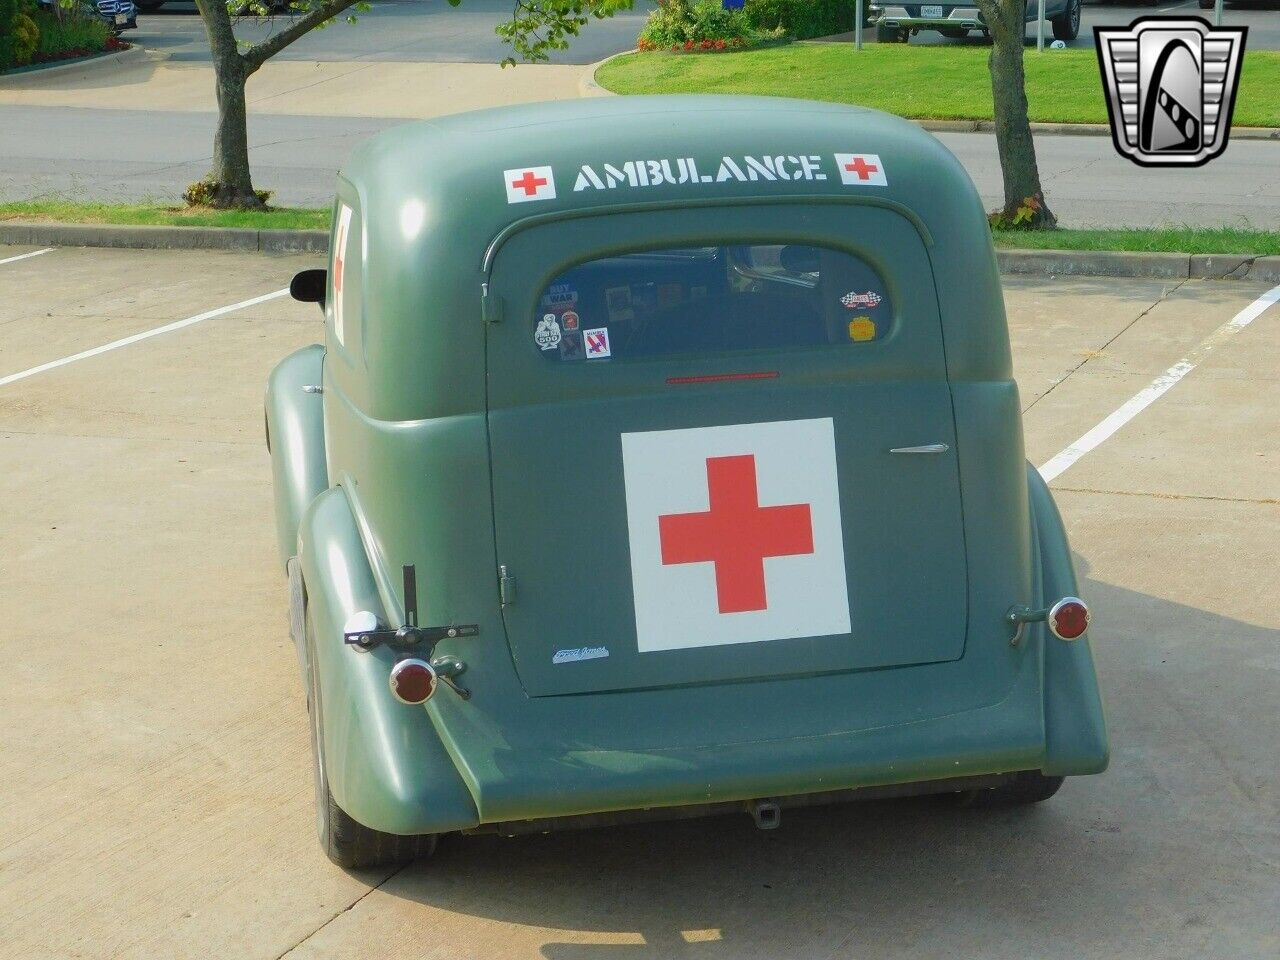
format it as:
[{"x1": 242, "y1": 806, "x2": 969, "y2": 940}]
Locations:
[
  {"x1": 510, "y1": 170, "x2": 548, "y2": 196},
  {"x1": 843, "y1": 156, "x2": 880, "y2": 180},
  {"x1": 658, "y1": 455, "x2": 814, "y2": 614}
]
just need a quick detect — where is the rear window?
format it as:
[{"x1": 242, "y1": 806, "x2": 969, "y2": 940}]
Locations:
[{"x1": 531, "y1": 244, "x2": 892, "y2": 363}]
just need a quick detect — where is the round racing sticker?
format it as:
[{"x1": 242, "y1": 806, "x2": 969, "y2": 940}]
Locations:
[{"x1": 535, "y1": 315, "x2": 563, "y2": 350}]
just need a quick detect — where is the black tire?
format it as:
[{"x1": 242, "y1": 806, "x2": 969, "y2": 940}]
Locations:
[
  {"x1": 304, "y1": 597, "x2": 438, "y2": 869},
  {"x1": 952, "y1": 771, "x2": 1065, "y2": 808},
  {"x1": 1051, "y1": 0, "x2": 1081, "y2": 41},
  {"x1": 875, "y1": 25, "x2": 908, "y2": 43}
]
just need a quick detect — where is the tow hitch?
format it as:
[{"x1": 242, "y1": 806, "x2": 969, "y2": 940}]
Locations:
[{"x1": 746, "y1": 798, "x2": 782, "y2": 830}]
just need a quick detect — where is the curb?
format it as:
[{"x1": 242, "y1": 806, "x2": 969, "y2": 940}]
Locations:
[
  {"x1": 578, "y1": 49, "x2": 635, "y2": 98},
  {"x1": 3, "y1": 222, "x2": 1279, "y2": 282},
  {"x1": 995, "y1": 249, "x2": 1280, "y2": 283},
  {"x1": 0, "y1": 43, "x2": 147, "y2": 84},
  {"x1": 0, "y1": 222, "x2": 328, "y2": 254},
  {"x1": 579, "y1": 55, "x2": 1280, "y2": 142}
]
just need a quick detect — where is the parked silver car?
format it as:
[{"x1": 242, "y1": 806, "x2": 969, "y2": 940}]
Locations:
[{"x1": 870, "y1": 0, "x2": 1081, "y2": 43}]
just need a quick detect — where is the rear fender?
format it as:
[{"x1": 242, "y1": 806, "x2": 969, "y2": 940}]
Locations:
[
  {"x1": 265, "y1": 344, "x2": 329, "y2": 569},
  {"x1": 297, "y1": 487, "x2": 480, "y2": 835},
  {"x1": 1028, "y1": 464, "x2": 1110, "y2": 776}
]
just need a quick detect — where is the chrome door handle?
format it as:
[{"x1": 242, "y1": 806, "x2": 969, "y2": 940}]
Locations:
[{"x1": 889, "y1": 444, "x2": 949, "y2": 454}]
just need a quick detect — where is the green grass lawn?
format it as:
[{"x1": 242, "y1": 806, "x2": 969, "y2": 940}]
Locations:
[
  {"x1": 0, "y1": 200, "x2": 330, "y2": 230},
  {"x1": 597, "y1": 45, "x2": 1280, "y2": 128},
  {"x1": 992, "y1": 227, "x2": 1280, "y2": 256}
]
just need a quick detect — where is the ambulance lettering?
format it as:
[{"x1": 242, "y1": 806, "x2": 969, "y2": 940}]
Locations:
[
  {"x1": 621, "y1": 419, "x2": 851, "y2": 653},
  {"x1": 573, "y1": 155, "x2": 829, "y2": 192}
]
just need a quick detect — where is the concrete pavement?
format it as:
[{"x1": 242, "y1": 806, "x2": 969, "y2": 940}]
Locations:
[{"x1": 1, "y1": 245, "x2": 1277, "y2": 958}]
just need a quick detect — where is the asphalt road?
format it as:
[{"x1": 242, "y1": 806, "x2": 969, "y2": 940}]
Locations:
[
  {"x1": 130, "y1": 0, "x2": 1280, "y2": 58},
  {"x1": 2, "y1": 245, "x2": 1278, "y2": 958},
  {"x1": 3, "y1": 103, "x2": 1277, "y2": 228},
  {"x1": 137, "y1": 0, "x2": 658, "y2": 64}
]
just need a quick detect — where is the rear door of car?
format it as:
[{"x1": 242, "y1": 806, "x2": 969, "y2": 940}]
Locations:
[{"x1": 485, "y1": 203, "x2": 968, "y2": 697}]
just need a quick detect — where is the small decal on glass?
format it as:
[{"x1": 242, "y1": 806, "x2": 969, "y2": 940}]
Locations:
[
  {"x1": 534, "y1": 315, "x2": 562, "y2": 351},
  {"x1": 584, "y1": 328, "x2": 612, "y2": 359},
  {"x1": 559, "y1": 331, "x2": 584, "y2": 360},
  {"x1": 847, "y1": 316, "x2": 877, "y2": 342},
  {"x1": 841, "y1": 290, "x2": 883, "y2": 309}
]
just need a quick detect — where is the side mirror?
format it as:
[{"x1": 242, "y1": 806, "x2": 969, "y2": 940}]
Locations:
[{"x1": 290, "y1": 268, "x2": 327, "y2": 308}]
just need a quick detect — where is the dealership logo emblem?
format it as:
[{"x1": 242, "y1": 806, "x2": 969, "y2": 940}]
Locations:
[{"x1": 1094, "y1": 17, "x2": 1247, "y2": 167}]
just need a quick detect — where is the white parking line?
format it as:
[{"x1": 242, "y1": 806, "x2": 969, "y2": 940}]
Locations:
[
  {"x1": 0, "y1": 288, "x2": 290, "y2": 389},
  {"x1": 0, "y1": 248, "x2": 54, "y2": 266},
  {"x1": 1039, "y1": 283, "x2": 1280, "y2": 482}
]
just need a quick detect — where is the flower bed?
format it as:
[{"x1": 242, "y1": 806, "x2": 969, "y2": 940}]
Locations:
[
  {"x1": 637, "y1": 0, "x2": 786, "y2": 53},
  {"x1": 1, "y1": 1, "x2": 118, "y2": 73}
]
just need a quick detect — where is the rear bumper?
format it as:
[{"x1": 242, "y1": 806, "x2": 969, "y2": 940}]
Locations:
[{"x1": 874, "y1": 6, "x2": 985, "y2": 29}]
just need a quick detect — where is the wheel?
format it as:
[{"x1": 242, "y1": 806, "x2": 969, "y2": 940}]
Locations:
[
  {"x1": 1051, "y1": 0, "x2": 1081, "y2": 41},
  {"x1": 952, "y1": 771, "x2": 1065, "y2": 808},
  {"x1": 303, "y1": 594, "x2": 438, "y2": 869},
  {"x1": 938, "y1": 27, "x2": 970, "y2": 39},
  {"x1": 875, "y1": 25, "x2": 908, "y2": 43}
]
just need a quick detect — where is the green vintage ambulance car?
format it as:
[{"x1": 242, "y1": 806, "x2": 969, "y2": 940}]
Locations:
[{"x1": 266, "y1": 95, "x2": 1107, "y2": 869}]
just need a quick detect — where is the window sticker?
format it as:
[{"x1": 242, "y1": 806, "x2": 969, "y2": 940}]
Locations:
[
  {"x1": 541, "y1": 282, "x2": 578, "y2": 310},
  {"x1": 658, "y1": 283, "x2": 683, "y2": 309},
  {"x1": 605, "y1": 286, "x2": 634, "y2": 322},
  {"x1": 332, "y1": 203, "x2": 353, "y2": 347},
  {"x1": 841, "y1": 290, "x2": 883, "y2": 309},
  {"x1": 534, "y1": 315, "x2": 562, "y2": 351},
  {"x1": 584, "y1": 328, "x2": 612, "y2": 359},
  {"x1": 848, "y1": 316, "x2": 877, "y2": 342},
  {"x1": 559, "y1": 332, "x2": 585, "y2": 360},
  {"x1": 561, "y1": 310, "x2": 580, "y2": 331}
]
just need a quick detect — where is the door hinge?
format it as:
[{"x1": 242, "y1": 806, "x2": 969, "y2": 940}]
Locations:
[
  {"x1": 482, "y1": 283, "x2": 503, "y2": 324},
  {"x1": 499, "y1": 564, "x2": 516, "y2": 607}
]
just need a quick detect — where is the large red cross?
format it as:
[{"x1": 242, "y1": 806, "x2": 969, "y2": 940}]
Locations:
[
  {"x1": 844, "y1": 156, "x2": 880, "y2": 180},
  {"x1": 658, "y1": 455, "x2": 814, "y2": 614},
  {"x1": 511, "y1": 170, "x2": 547, "y2": 196}
]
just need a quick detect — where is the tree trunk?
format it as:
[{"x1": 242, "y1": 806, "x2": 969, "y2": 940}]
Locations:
[
  {"x1": 195, "y1": 0, "x2": 266, "y2": 209},
  {"x1": 977, "y1": 0, "x2": 1056, "y2": 228}
]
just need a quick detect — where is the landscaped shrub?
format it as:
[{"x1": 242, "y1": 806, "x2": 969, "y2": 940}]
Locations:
[
  {"x1": 637, "y1": 0, "x2": 783, "y2": 52},
  {"x1": 32, "y1": 6, "x2": 111, "y2": 62},
  {"x1": 0, "y1": 0, "x2": 18, "y2": 71},
  {"x1": 12, "y1": 8, "x2": 39, "y2": 65},
  {"x1": 745, "y1": 0, "x2": 854, "y2": 41}
]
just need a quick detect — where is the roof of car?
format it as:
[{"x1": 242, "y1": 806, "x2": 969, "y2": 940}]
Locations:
[{"x1": 341, "y1": 95, "x2": 978, "y2": 245}]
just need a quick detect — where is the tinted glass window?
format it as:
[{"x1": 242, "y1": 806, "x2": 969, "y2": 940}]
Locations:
[{"x1": 531, "y1": 244, "x2": 891, "y2": 362}]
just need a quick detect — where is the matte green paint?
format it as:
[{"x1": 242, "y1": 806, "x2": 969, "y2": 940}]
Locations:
[{"x1": 265, "y1": 95, "x2": 1107, "y2": 835}]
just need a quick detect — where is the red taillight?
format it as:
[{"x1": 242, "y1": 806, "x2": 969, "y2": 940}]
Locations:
[
  {"x1": 1048, "y1": 598, "x2": 1090, "y2": 640},
  {"x1": 389, "y1": 658, "x2": 437, "y2": 704}
]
